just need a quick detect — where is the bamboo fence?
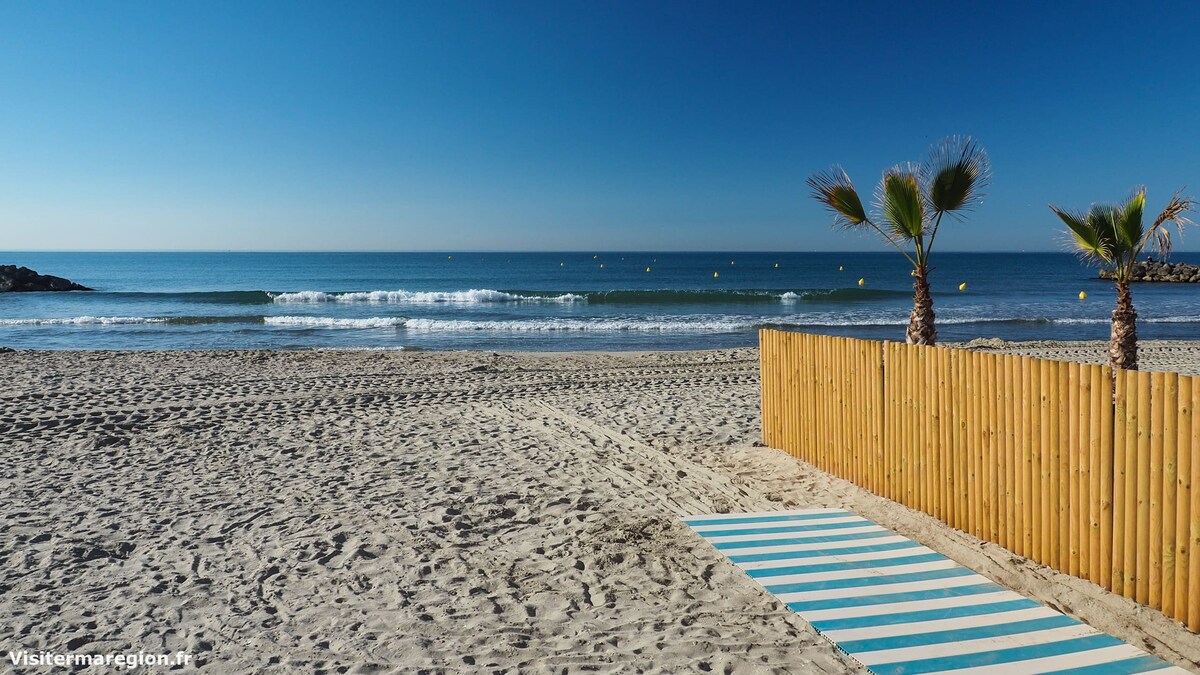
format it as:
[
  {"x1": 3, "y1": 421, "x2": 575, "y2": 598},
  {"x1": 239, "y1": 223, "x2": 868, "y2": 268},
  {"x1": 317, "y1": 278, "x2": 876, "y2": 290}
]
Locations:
[{"x1": 759, "y1": 329, "x2": 1200, "y2": 631}]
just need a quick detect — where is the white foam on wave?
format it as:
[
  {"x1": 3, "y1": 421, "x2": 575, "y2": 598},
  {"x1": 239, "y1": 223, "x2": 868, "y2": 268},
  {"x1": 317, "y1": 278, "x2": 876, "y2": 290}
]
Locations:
[
  {"x1": 401, "y1": 317, "x2": 754, "y2": 332},
  {"x1": 261, "y1": 315, "x2": 754, "y2": 332},
  {"x1": 0, "y1": 316, "x2": 168, "y2": 325},
  {"x1": 263, "y1": 316, "x2": 408, "y2": 328},
  {"x1": 270, "y1": 289, "x2": 586, "y2": 304}
]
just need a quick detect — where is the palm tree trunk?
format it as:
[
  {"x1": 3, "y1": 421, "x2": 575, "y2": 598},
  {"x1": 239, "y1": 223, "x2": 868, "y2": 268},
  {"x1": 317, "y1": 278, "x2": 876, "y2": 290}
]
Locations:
[
  {"x1": 906, "y1": 266, "x2": 937, "y2": 345},
  {"x1": 1109, "y1": 281, "x2": 1138, "y2": 370}
]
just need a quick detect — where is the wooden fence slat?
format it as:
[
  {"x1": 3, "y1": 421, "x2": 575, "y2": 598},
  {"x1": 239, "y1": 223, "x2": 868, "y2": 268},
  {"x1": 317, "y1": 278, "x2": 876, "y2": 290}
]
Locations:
[
  {"x1": 1175, "y1": 375, "x2": 1193, "y2": 623},
  {"x1": 1189, "y1": 376, "x2": 1200, "y2": 631},
  {"x1": 1163, "y1": 372, "x2": 1179, "y2": 617},
  {"x1": 1099, "y1": 365, "x2": 1114, "y2": 590},
  {"x1": 1113, "y1": 368, "x2": 1128, "y2": 595},
  {"x1": 1150, "y1": 371, "x2": 1165, "y2": 609},
  {"x1": 1075, "y1": 360, "x2": 1084, "y2": 576},
  {"x1": 1136, "y1": 371, "x2": 1152, "y2": 605},
  {"x1": 1084, "y1": 362, "x2": 1094, "y2": 578},
  {"x1": 970, "y1": 350, "x2": 983, "y2": 538},
  {"x1": 1039, "y1": 359, "x2": 1053, "y2": 565}
]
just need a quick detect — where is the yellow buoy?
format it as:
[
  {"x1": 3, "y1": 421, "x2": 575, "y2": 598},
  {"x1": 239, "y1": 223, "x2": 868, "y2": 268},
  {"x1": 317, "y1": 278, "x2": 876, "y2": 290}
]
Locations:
[
  {"x1": 1079, "y1": 291, "x2": 1087, "y2": 300},
  {"x1": 959, "y1": 282, "x2": 967, "y2": 291},
  {"x1": 645, "y1": 266, "x2": 651, "y2": 273},
  {"x1": 839, "y1": 265, "x2": 844, "y2": 271},
  {"x1": 858, "y1": 278, "x2": 865, "y2": 286},
  {"x1": 713, "y1": 271, "x2": 719, "y2": 278},
  {"x1": 774, "y1": 263, "x2": 779, "y2": 269}
]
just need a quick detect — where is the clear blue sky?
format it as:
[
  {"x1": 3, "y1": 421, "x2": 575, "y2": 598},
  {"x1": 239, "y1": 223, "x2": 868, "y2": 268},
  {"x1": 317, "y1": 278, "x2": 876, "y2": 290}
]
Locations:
[{"x1": 2, "y1": 1, "x2": 1198, "y2": 252}]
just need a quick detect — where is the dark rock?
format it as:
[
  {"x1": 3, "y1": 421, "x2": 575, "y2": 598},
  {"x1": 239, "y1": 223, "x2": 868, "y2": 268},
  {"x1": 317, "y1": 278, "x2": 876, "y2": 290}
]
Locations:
[
  {"x1": 1099, "y1": 261, "x2": 1200, "y2": 283},
  {"x1": 0, "y1": 265, "x2": 91, "y2": 292}
]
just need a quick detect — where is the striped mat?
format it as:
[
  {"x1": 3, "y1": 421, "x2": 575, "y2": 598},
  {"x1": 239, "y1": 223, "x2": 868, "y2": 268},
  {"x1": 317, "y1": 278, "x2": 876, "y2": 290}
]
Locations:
[{"x1": 684, "y1": 508, "x2": 1190, "y2": 674}]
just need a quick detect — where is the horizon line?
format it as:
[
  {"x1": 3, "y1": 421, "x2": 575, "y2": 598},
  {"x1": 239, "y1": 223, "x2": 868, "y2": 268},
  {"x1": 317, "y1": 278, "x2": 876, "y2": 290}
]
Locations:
[{"x1": 4, "y1": 248, "x2": 1175, "y2": 255}]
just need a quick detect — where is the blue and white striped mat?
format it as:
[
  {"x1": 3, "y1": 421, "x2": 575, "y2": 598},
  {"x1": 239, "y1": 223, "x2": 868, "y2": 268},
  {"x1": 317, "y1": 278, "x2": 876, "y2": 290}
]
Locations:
[{"x1": 684, "y1": 508, "x2": 1190, "y2": 674}]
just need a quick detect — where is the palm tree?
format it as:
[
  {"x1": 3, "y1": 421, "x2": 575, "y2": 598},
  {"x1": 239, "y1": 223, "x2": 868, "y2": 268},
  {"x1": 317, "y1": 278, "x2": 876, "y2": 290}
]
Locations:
[
  {"x1": 807, "y1": 137, "x2": 990, "y2": 345},
  {"x1": 1050, "y1": 189, "x2": 1193, "y2": 371}
]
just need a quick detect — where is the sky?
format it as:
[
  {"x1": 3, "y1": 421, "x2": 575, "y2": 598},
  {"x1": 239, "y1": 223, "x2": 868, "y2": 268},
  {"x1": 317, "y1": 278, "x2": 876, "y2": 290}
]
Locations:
[{"x1": 2, "y1": 1, "x2": 1199, "y2": 252}]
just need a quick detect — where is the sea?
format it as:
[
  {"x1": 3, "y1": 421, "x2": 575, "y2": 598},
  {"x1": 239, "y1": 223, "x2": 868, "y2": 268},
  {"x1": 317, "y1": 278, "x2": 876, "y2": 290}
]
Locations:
[{"x1": 2, "y1": 251, "x2": 1198, "y2": 351}]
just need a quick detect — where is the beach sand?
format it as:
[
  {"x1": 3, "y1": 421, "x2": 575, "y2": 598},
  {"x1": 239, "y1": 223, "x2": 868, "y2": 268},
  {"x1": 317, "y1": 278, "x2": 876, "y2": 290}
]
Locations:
[{"x1": 2, "y1": 341, "x2": 1199, "y2": 673}]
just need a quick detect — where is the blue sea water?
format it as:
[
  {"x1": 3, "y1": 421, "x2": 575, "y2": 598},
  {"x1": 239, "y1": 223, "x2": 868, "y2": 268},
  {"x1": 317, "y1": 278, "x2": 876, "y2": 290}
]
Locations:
[{"x1": 1, "y1": 251, "x2": 1198, "y2": 351}]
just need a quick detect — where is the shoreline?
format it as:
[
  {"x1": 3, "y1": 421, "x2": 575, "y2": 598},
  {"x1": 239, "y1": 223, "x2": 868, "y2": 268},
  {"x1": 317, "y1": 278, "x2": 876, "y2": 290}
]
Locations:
[{"x1": 2, "y1": 344, "x2": 1198, "y2": 671}]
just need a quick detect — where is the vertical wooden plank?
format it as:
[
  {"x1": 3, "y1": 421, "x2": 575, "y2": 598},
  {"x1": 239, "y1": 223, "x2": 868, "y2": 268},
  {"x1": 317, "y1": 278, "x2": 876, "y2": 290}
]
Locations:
[
  {"x1": 964, "y1": 345, "x2": 974, "y2": 535},
  {"x1": 859, "y1": 341, "x2": 867, "y2": 490},
  {"x1": 946, "y1": 349, "x2": 956, "y2": 529},
  {"x1": 811, "y1": 335, "x2": 821, "y2": 465},
  {"x1": 759, "y1": 330, "x2": 768, "y2": 446},
  {"x1": 878, "y1": 341, "x2": 888, "y2": 494},
  {"x1": 777, "y1": 331, "x2": 786, "y2": 454},
  {"x1": 849, "y1": 340, "x2": 858, "y2": 483},
  {"x1": 1078, "y1": 363, "x2": 1093, "y2": 579},
  {"x1": 1028, "y1": 357, "x2": 1041, "y2": 562},
  {"x1": 1002, "y1": 353, "x2": 1015, "y2": 551},
  {"x1": 1189, "y1": 376, "x2": 1200, "y2": 631},
  {"x1": 905, "y1": 344, "x2": 915, "y2": 508},
  {"x1": 1068, "y1": 361, "x2": 1080, "y2": 576},
  {"x1": 777, "y1": 331, "x2": 787, "y2": 454},
  {"x1": 1175, "y1": 374, "x2": 1193, "y2": 622},
  {"x1": 772, "y1": 331, "x2": 782, "y2": 452},
  {"x1": 840, "y1": 333, "x2": 849, "y2": 473},
  {"x1": 921, "y1": 346, "x2": 931, "y2": 515},
  {"x1": 1021, "y1": 356, "x2": 1034, "y2": 558},
  {"x1": 925, "y1": 346, "x2": 936, "y2": 517},
  {"x1": 1099, "y1": 365, "x2": 1114, "y2": 590},
  {"x1": 882, "y1": 341, "x2": 893, "y2": 500},
  {"x1": 816, "y1": 334, "x2": 825, "y2": 462},
  {"x1": 1112, "y1": 368, "x2": 1128, "y2": 595},
  {"x1": 890, "y1": 340, "x2": 899, "y2": 500},
  {"x1": 1050, "y1": 358, "x2": 1064, "y2": 571},
  {"x1": 895, "y1": 340, "x2": 903, "y2": 503},
  {"x1": 859, "y1": 341, "x2": 869, "y2": 485},
  {"x1": 1125, "y1": 369, "x2": 1141, "y2": 596},
  {"x1": 982, "y1": 352, "x2": 994, "y2": 540},
  {"x1": 991, "y1": 352, "x2": 1003, "y2": 543},
  {"x1": 1136, "y1": 370, "x2": 1152, "y2": 605},
  {"x1": 1162, "y1": 372, "x2": 1179, "y2": 618},
  {"x1": 1088, "y1": 365, "x2": 1104, "y2": 586},
  {"x1": 1150, "y1": 371, "x2": 1165, "y2": 610},
  {"x1": 1059, "y1": 360, "x2": 1072, "y2": 572},
  {"x1": 1040, "y1": 358, "x2": 1053, "y2": 565},
  {"x1": 833, "y1": 336, "x2": 842, "y2": 474},
  {"x1": 960, "y1": 345, "x2": 969, "y2": 530}
]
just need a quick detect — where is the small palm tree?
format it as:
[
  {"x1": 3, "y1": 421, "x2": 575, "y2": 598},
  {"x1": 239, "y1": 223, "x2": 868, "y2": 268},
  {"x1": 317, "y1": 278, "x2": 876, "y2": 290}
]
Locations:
[
  {"x1": 807, "y1": 137, "x2": 990, "y2": 345},
  {"x1": 1050, "y1": 189, "x2": 1193, "y2": 371}
]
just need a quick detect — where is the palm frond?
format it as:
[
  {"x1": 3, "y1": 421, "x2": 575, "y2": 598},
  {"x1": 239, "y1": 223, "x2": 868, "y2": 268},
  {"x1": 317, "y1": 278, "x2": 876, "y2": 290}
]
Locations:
[
  {"x1": 1115, "y1": 187, "x2": 1146, "y2": 253},
  {"x1": 1051, "y1": 205, "x2": 1112, "y2": 264},
  {"x1": 875, "y1": 164, "x2": 925, "y2": 241},
  {"x1": 1083, "y1": 204, "x2": 1126, "y2": 258},
  {"x1": 807, "y1": 166, "x2": 868, "y2": 229},
  {"x1": 924, "y1": 135, "x2": 991, "y2": 216},
  {"x1": 1145, "y1": 190, "x2": 1195, "y2": 259}
]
